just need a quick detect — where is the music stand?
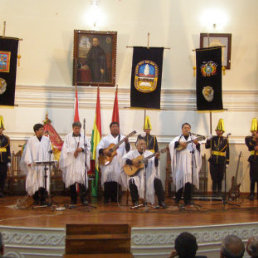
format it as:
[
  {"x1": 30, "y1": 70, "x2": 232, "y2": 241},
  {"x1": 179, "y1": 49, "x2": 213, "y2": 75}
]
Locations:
[{"x1": 33, "y1": 160, "x2": 57, "y2": 207}]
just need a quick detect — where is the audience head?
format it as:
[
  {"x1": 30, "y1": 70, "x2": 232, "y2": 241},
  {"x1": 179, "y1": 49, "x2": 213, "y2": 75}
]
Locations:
[
  {"x1": 0, "y1": 232, "x2": 3, "y2": 256},
  {"x1": 174, "y1": 232, "x2": 198, "y2": 258},
  {"x1": 246, "y1": 237, "x2": 258, "y2": 258},
  {"x1": 220, "y1": 235, "x2": 245, "y2": 258}
]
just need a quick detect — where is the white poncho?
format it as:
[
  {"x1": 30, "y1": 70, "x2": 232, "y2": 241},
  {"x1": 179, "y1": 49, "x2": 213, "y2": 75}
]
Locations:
[
  {"x1": 96, "y1": 134, "x2": 129, "y2": 187},
  {"x1": 169, "y1": 135, "x2": 202, "y2": 191},
  {"x1": 59, "y1": 132, "x2": 90, "y2": 188},
  {"x1": 21, "y1": 136, "x2": 52, "y2": 196},
  {"x1": 122, "y1": 149, "x2": 160, "y2": 204}
]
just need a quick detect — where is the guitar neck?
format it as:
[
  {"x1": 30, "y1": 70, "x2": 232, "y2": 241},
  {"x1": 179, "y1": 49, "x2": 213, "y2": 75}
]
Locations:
[
  {"x1": 143, "y1": 147, "x2": 167, "y2": 162},
  {"x1": 112, "y1": 131, "x2": 137, "y2": 151}
]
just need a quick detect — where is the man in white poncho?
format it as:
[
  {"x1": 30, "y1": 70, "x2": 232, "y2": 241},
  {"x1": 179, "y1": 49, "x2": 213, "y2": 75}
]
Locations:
[
  {"x1": 97, "y1": 122, "x2": 130, "y2": 203},
  {"x1": 169, "y1": 123, "x2": 202, "y2": 206},
  {"x1": 122, "y1": 138, "x2": 166, "y2": 208},
  {"x1": 59, "y1": 121, "x2": 90, "y2": 205},
  {"x1": 21, "y1": 123, "x2": 53, "y2": 205}
]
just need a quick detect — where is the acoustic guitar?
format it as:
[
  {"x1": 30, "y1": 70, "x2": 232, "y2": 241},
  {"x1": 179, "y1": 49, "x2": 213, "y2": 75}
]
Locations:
[
  {"x1": 176, "y1": 135, "x2": 205, "y2": 151},
  {"x1": 98, "y1": 130, "x2": 137, "y2": 166},
  {"x1": 228, "y1": 151, "x2": 242, "y2": 200},
  {"x1": 124, "y1": 147, "x2": 167, "y2": 177}
]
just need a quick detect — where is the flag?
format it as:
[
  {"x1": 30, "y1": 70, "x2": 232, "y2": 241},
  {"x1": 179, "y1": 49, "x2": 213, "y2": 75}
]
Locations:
[
  {"x1": 196, "y1": 47, "x2": 223, "y2": 110},
  {"x1": 0, "y1": 37, "x2": 19, "y2": 106},
  {"x1": 90, "y1": 87, "x2": 102, "y2": 197},
  {"x1": 43, "y1": 114, "x2": 64, "y2": 161},
  {"x1": 74, "y1": 87, "x2": 80, "y2": 122},
  {"x1": 112, "y1": 87, "x2": 119, "y2": 123},
  {"x1": 130, "y1": 47, "x2": 164, "y2": 109}
]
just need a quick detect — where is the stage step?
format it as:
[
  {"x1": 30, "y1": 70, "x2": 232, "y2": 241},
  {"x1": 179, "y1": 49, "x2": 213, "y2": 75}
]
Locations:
[{"x1": 65, "y1": 224, "x2": 131, "y2": 255}]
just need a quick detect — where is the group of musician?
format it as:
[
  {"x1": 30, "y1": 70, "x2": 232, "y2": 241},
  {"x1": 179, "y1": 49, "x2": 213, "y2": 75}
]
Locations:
[{"x1": 0, "y1": 115, "x2": 257, "y2": 207}]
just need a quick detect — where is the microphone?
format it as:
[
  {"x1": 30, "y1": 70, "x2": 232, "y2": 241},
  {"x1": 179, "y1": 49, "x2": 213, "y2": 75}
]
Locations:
[
  {"x1": 48, "y1": 150, "x2": 53, "y2": 154},
  {"x1": 83, "y1": 118, "x2": 86, "y2": 130}
]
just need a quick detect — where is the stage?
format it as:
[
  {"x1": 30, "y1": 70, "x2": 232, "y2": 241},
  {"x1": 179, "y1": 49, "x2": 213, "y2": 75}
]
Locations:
[{"x1": 0, "y1": 195, "x2": 257, "y2": 257}]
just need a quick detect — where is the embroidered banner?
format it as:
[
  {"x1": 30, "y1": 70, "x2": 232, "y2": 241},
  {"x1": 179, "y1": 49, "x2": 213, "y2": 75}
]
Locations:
[
  {"x1": 130, "y1": 47, "x2": 164, "y2": 109},
  {"x1": 0, "y1": 37, "x2": 19, "y2": 106},
  {"x1": 196, "y1": 47, "x2": 223, "y2": 110}
]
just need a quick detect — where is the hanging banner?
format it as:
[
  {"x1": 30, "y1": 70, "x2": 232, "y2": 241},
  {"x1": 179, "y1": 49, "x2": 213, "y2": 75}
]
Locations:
[
  {"x1": 196, "y1": 47, "x2": 223, "y2": 110},
  {"x1": 130, "y1": 47, "x2": 164, "y2": 109},
  {"x1": 0, "y1": 37, "x2": 19, "y2": 106}
]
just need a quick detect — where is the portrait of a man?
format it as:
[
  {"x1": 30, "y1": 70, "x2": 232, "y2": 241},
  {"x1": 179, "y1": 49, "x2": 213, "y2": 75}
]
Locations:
[{"x1": 73, "y1": 30, "x2": 117, "y2": 86}]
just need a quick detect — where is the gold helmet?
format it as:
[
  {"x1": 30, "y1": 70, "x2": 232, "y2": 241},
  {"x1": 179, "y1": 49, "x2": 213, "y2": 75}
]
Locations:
[
  {"x1": 215, "y1": 118, "x2": 225, "y2": 132},
  {"x1": 250, "y1": 118, "x2": 258, "y2": 132},
  {"x1": 0, "y1": 116, "x2": 5, "y2": 130},
  {"x1": 143, "y1": 116, "x2": 152, "y2": 130}
]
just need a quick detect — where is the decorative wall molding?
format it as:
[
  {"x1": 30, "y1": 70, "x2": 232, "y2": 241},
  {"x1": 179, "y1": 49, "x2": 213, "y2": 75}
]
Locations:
[{"x1": 15, "y1": 85, "x2": 258, "y2": 111}]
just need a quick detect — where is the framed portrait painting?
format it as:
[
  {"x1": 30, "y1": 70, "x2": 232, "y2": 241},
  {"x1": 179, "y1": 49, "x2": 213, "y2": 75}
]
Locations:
[
  {"x1": 200, "y1": 33, "x2": 232, "y2": 69},
  {"x1": 73, "y1": 30, "x2": 117, "y2": 86}
]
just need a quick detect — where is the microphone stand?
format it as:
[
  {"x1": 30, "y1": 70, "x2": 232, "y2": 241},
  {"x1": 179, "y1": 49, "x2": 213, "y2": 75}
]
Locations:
[{"x1": 83, "y1": 119, "x2": 96, "y2": 210}]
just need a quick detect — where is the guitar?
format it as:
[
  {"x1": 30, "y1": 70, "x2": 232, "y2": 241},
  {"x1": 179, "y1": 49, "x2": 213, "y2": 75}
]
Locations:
[
  {"x1": 176, "y1": 135, "x2": 206, "y2": 151},
  {"x1": 98, "y1": 130, "x2": 137, "y2": 166},
  {"x1": 228, "y1": 151, "x2": 242, "y2": 200},
  {"x1": 124, "y1": 147, "x2": 167, "y2": 177}
]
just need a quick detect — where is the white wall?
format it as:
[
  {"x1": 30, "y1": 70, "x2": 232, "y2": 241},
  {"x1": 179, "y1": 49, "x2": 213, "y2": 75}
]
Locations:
[{"x1": 0, "y1": 0, "x2": 257, "y2": 90}]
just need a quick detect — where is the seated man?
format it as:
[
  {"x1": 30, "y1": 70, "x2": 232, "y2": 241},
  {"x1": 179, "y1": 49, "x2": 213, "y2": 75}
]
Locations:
[
  {"x1": 246, "y1": 237, "x2": 258, "y2": 258},
  {"x1": 122, "y1": 138, "x2": 166, "y2": 208},
  {"x1": 220, "y1": 235, "x2": 245, "y2": 258},
  {"x1": 169, "y1": 232, "x2": 207, "y2": 258}
]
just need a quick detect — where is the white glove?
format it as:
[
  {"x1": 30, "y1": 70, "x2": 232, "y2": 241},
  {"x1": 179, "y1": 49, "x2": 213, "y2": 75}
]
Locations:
[
  {"x1": 7, "y1": 162, "x2": 11, "y2": 167},
  {"x1": 226, "y1": 164, "x2": 229, "y2": 168}
]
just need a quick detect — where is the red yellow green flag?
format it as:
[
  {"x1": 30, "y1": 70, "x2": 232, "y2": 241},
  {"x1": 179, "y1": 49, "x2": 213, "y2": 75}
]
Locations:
[{"x1": 91, "y1": 87, "x2": 102, "y2": 196}]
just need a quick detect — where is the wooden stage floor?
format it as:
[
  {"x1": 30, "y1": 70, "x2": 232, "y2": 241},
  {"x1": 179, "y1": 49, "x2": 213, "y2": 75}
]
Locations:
[{"x1": 0, "y1": 195, "x2": 257, "y2": 228}]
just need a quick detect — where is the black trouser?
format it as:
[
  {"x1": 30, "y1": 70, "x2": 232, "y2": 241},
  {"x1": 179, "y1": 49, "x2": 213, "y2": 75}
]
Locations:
[
  {"x1": 210, "y1": 162, "x2": 225, "y2": 193},
  {"x1": 250, "y1": 161, "x2": 258, "y2": 196},
  {"x1": 175, "y1": 183, "x2": 192, "y2": 205},
  {"x1": 70, "y1": 183, "x2": 87, "y2": 204},
  {"x1": 104, "y1": 181, "x2": 119, "y2": 202},
  {"x1": 129, "y1": 178, "x2": 165, "y2": 205},
  {"x1": 33, "y1": 187, "x2": 47, "y2": 204},
  {"x1": 0, "y1": 163, "x2": 7, "y2": 193}
]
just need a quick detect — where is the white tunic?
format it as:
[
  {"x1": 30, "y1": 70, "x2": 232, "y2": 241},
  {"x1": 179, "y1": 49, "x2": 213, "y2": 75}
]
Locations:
[
  {"x1": 21, "y1": 136, "x2": 52, "y2": 196},
  {"x1": 59, "y1": 132, "x2": 91, "y2": 188},
  {"x1": 169, "y1": 135, "x2": 202, "y2": 191},
  {"x1": 122, "y1": 149, "x2": 160, "y2": 204},
  {"x1": 96, "y1": 134, "x2": 129, "y2": 187}
]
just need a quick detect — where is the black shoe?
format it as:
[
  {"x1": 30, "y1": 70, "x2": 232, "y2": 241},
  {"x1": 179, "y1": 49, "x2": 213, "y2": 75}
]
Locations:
[
  {"x1": 175, "y1": 199, "x2": 180, "y2": 204},
  {"x1": 33, "y1": 200, "x2": 39, "y2": 205},
  {"x1": 159, "y1": 201, "x2": 167, "y2": 209},
  {"x1": 81, "y1": 200, "x2": 88, "y2": 206},
  {"x1": 70, "y1": 200, "x2": 77, "y2": 205},
  {"x1": 133, "y1": 201, "x2": 139, "y2": 206},
  {"x1": 0, "y1": 192, "x2": 4, "y2": 198},
  {"x1": 249, "y1": 194, "x2": 254, "y2": 201},
  {"x1": 40, "y1": 201, "x2": 47, "y2": 206}
]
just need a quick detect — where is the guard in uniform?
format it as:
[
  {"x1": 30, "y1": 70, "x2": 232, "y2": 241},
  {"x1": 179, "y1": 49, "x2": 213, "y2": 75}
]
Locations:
[
  {"x1": 205, "y1": 119, "x2": 229, "y2": 195},
  {"x1": 0, "y1": 116, "x2": 11, "y2": 197},
  {"x1": 245, "y1": 118, "x2": 258, "y2": 200},
  {"x1": 137, "y1": 116, "x2": 159, "y2": 153}
]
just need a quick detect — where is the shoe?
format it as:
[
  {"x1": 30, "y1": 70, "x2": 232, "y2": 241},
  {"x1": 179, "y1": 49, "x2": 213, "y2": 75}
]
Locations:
[
  {"x1": 81, "y1": 200, "x2": 88, "y2": 206},
  {"x1": 0, "y1": 192, "x2": 4, "y2": 198},
  {"x1": 133, "y1": 201, "x2": 139, "y2": 206},
  {"x1": 249, "y1": 195, "x2": 254, "y2": 201},
  {"x1": 159, "y1": 201, "x2": 167, "y2": 209},
  {"x1": 70, "y1": 200, "x2": 77, "y2": 205},
  {"x1": 40, "y1": 201, "x2": 47, "y2": 206},
  {"x1": 175, "y1": 199, "x2": 180, "y2": 205},
  {"x1": 33, "y1": 200, "x2": 39, "y2": 205}
]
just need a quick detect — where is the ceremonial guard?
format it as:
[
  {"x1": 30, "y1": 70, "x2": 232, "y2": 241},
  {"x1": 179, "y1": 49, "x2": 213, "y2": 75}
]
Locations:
[
  {"x1": 21, "y1": 123, "x2": 53, "y2": 205},
  {"x1": 122, "y1": 138, "x2": 166, "y2": 208},
  {"x1": 205, "y1": 119, "x2": 230, "y2": 195},
  {"x1": 245, "y1": 118, "x2": 258, "y2": 200},
  {"x1": 137, "y1": 116, "x2": 159, "y2": 153},
  {"x1": 60, "y1": 121, "x2": 91, "y2": 205},
  {"x1": 0, "y1": 116, "x2": 11, "y2": 197},
  {"x1": 97, "y1": 122, "x2": 130, "y2": 203},
  {"x1": 169, "y1": 123, "x2": 202, "y2": 205}
]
